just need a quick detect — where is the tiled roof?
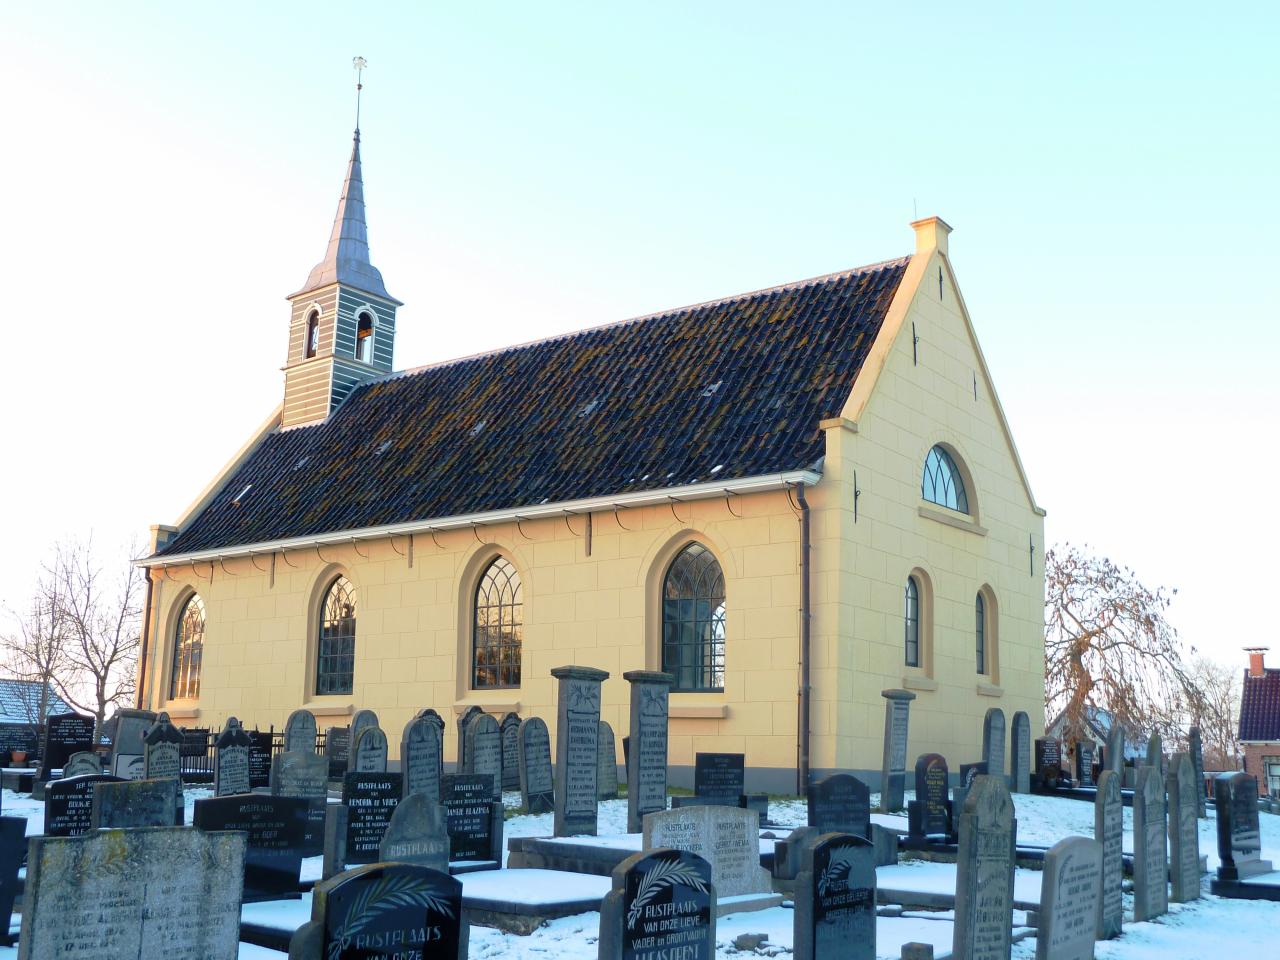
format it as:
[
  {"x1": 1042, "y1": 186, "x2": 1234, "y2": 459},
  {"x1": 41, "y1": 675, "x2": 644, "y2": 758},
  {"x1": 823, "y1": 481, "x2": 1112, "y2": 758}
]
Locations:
[
  {"x1": 1239, "y1": 668, "x2": 1280, "y2": 742},
  {"x1": 158, "y1": 256, "x2": 910, "y2": 557},
  {"x1": 0, "y1": 679, "x2": 75, "y2": 725}
]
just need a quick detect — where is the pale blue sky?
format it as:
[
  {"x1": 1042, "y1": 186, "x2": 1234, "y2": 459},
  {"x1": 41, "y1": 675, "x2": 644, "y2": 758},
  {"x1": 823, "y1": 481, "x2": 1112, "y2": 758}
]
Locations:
[{"x1": 0, "y1": 3, "x2": 1276, "y2": 667}]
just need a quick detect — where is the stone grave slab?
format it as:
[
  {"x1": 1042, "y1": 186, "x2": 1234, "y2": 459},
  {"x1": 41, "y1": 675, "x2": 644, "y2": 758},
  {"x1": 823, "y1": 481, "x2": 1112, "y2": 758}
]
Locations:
[
  {"x1": 1166, "y1": 752, "x2": 1200, "y2": 903},
  {"x1": 352, "y1": 725, "x2": 388, "y2": 773},
  {"x1": 1035, "y1": 738, "x2": 1062, "y2": 790},
  {"x1": 417, "y1": 708, "x2": 447, "y2": 782},
  {"x1": 952, "y1": 775, "x2": 1016, "y2": 960},
  {"x1": 794, "y1": 832, "x2": 875, "y2": 960},
  {"x1": 1188, "y1": 726, "x2": 1206, "y2": 817},
  {"x1": 643, "y1": 804, "x2": 778, "y2": 908},
  {"x1": 625, "y1": 670, "x2": 673, "y2": 833},
  {"x1": 1105, "y1": 720, "x2": 1125, "y2": 776},
  {"x1": 378, "y1": 790, "x2": 449, "y2": 871},
  {"x1": 269, "y1": 750, "x2": 329, "y2": 858},
  {"x1": 500, "y1": 712, "x2": 521, "y2": 790},
  {"x1": 61, "y1": 751, "x2": 101, "y2": 778},
  {"x1": 808, "y1": 773, "x2": 870, "y2": 838},
  {"x1": 1093, "y1": 770, "x2": 1123, "y2": 939},
  {"x1": 909, "y1": 754, "x2": 951, "y2": 839},
  {"x1": 1133, "y1": 765, "x2": 1168, "y2": 921},
  {"x1": 1037, "y1": 836, "x2": 1101, "y2": 960},
  {"x1": 455, "y1": 704, "x2": 483, "y2": 771},
  {"x1": 464, "y1": 713, "x2": 503, "y2": 800},
  {"x1": 325, "y1": 726, "x2": 350, "y2": 779},
  {"x1": 1074, "y1": 741, "x2": 1095, "y2": 787},
  {"x1": 597, "y1": 720, "x2": 619, "y2": 801},
  {"x1": 401, "y1": 714, "x2": 443, "y2": 801},
  {"x1": 552, "y1": 664, "x2": 608, "y2": 837},
  {"x1": 518, "y1": 716, "x2": 554, "y2": 814},
  {"x1": 341, "y1": 771, "x2": 402, "y2": 865},
  {"x1": 1214, "y1": 772, "x2": 1272, "y2": 882},
  {"x1": 694, "y1": 752, "x2": 744, "y2": 803},
  {"x1": 0, "y1": 818, "x2": 24, "y2": 945},
  {"x1": 598, "y1": 848, "x2": 714, "y2": 960},
  {"x1": 44, "y1": 773, "x2": 123, "y2": 837},
  {"x1": 285, "y1": 708, "x2": 318, "y2": 754},
  {"x1": 879, "y1": 689, "x2": 915, "y2": 811},
  {"x1": 213, "y1": 716, "x2": 252, "y2": 796},
  {"x1": 38, "y1": 712, "x2": 94, "y2": 781},
  {"x1": 1010, "y1": 711, "x2": 1031, "y2": 794},
  {"x1": 90, "y1": 776, "x2": 179, "y2": 829},
  {"x1": 193, "y1": 793, "x2": 309, "y2": 900},
  {"x1": 1146, "y1": 731, "x2": 1163, "y2": 776},
  {"x1": 248, "y1": 728, "x2": 273, "y2": 789},
  {"x1": 442, "y1": 773, "x2": 503, "y2": 864},
  {"x1": 348, "y1": 710, "x2": 379, "y2": 762},
  {"x1": 982, "y1": 708, "x2": 1006, "y2": 779}
]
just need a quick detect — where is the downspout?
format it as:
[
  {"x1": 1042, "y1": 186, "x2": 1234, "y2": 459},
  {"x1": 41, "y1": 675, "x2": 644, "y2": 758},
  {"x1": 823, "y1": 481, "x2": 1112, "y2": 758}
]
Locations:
[
  {"x1": 135, "y1": 570, "x2": 155, "y2": 709},
  {"x1": 796, "y1": 484, "x2": 811, "y2": 795}
]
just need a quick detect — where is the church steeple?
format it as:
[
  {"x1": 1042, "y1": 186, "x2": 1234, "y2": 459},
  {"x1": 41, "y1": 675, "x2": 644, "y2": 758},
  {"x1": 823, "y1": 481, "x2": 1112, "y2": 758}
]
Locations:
[{"x1": 281, "y1": 58, "x2": 401, "y2": 429}]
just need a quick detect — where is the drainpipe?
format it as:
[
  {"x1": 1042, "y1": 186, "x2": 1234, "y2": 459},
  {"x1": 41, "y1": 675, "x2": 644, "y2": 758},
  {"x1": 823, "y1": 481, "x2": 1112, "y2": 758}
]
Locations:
[
  {"x1": 135, "y1": 571, "x2": 155, "y2": 709},
  {"x1": 796, "y1": 484, "x2": 812, "y2": 795}
]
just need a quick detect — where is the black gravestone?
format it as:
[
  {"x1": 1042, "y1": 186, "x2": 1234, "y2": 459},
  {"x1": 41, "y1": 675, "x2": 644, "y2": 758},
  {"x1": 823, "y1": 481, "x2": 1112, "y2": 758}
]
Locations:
[
  {"x1": 44, "y1": 773, "x2": 124, "y2": 837},
  {"x1": 598, "y1": 848, "x2": 714, "y2": 960},
  {"x1": 248, "y1": 729, "x2": 274, "y2": 789},
  {"x1": 500, "y1": 712, "x2": 521, "y2": 791},
  {"x1": 193, "y1": 793, "x2": 309, "y2": 900},
  {"x1": 694, "y1": 752, "x2": 745, "y2": 803},
  {"x1": 1075, "y1": 742, "x2": 1096, "y2": 787},
  {"x1": 0, "y1": 724, "x2": 37, "y2": 761},
  {"x1": 341, "y1": 772, "x2": 403, "y2": 865},
  {"x1": 91, "y1": 777, "x2": 179, "y2": 829},
  {"x1": 326, "y1": 727, "x2": 351, "y2": 780},
  {"x1": 38, "y1": 713, "x2": 94, "y2": 779},
  {"x1": 441, "y1": 774, "x2": 500, "y2": 863},
  {"x1": 1215, "y1": 772, "x2": 1272, "y2": 881},
  {"x1": 455, "y1": 705, "x2": 483, "y2": 772},
  {"x1": 807, "y1": 774, "x2": 871, "y2": 839},
  {"x1": 1035, "y1": 737, "x2": 1062, "y2": 789},
  {"x1": 910, "y1": 754, "x2": 951, "y2": 838},
  {"x1": 0, "y1": 818, "x2": 25, "y2": 946},
  {"x1": 794, "y1": 833, "x2": 875, "y2": 960},
  {"x1": 290, "y1": 863, "x2": 466, "y2": 960}
]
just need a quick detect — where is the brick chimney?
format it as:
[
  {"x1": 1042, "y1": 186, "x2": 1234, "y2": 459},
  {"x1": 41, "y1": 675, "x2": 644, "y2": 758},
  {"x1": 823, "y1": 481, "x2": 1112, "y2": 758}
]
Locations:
[{"x1": 1246, "y1": 647, "x2": 1269, "y2": 678}]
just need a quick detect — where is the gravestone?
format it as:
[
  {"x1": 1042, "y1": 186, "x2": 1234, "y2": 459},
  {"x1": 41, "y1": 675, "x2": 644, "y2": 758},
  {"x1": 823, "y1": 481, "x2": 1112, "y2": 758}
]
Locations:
[
  {"x1": 625, "y1": 670, "x2": 673, "y2": 833},
  {"x1": 960, "y1": 761, "x2": 987, "y2": 789},
  {"x1": 518, "y1": 716, "x2": 554, "y2": 814},
  {"x1": 61, "y1": 751, "x2": 101, "y2": 778},
  {"x1": 794, "y1": 833, "x2": 875, "y2": 960},
  {"x1": 643, "y1": 804, "x2": 773, "y2": 898},
  {"x1": 807, "y1": 773, "x2": 870, "y2": 838},
  {"x1": 1166, "y1": 752, "x2": 1200, "y2": 903},
  {"x1": 193, "y1": 793, "x2": 309, "y2": 900},
  {"x1": 455, "y1": 704, "x2": 483, "y2": 771},
  {"x1": 143, "y1": 711, "x2": 183, "y2": 785},
  {"x1": 598, "y1": 720, "x2": 619, "y2": 800},
  {"x1": 1074, "y1": 741, "x2": 1095, "y2": 787},
  {"x1": 44, "y1": 773, "x2": 124, "y2": 837},
  {"x1": 879, "y1": 689, "x2": 915, "y2": 811},
  {"x1": 597, "y1": 849, "x2": 714, "y2": 960},
  {"x1": 981, "y1": 708, "x2": 1006, "y2": 779},
  {"x1": 91, "y1": 776, "x2": 179, "y2": 829},
  {"x1": 951, "y1": 776, "x2": 1016, "y2": 960},
  {"x1": 341, "y1": 771, "x2": 403, "y2": 865},
  {"x1": 417, "y1": 708, "x2": 447, "y2": 782},
  {"x1": 353, "y1": 725, "x2": 388, "y2": 774},
  {"x1": 1035, "y1": 737, "x2": 1062, "y2": 789},
  {"x1": 1010, "y1": 712, "x2": 1031, "y2": 794},
  {"x1": 213, "y1": 716, "x2": 252, "y2": 796},
  {"x1": 38, "y1": 712, "x2": 94, "y2": 780},
  {"x1": 1132, "y1": 765, "x2": 1168, "y2": 921},
  {"x1": 441, "y1": 773, "x2": 503, "y2": 863},
  {"x1": 500, "y1": 712, "x2": 521, "y2": 790},
  {"x1": 551, "y1": 664, "x2": 608, "y2": 836},
  {"x1": 0, "y1": 818, "x2": 23, "y2": 945},
  {"x1": 1215, "y1": 772, "x2": 1273, "y2": 881},
  {"x1": 909, "y1": 754, "x2": 951, "y2": 838},
  {"x1": 1188, "y1": 726, "x2": 1206, "y2": 817},
  {"x1": 1037, "y1": 836, "x2": 1102, "y2": 960},
  {"x1": 284, "y1": 708, "x2": 318, "y2": 754},
  {"x1": 378, "y1": 790, "x2": 449, "y2": 871},
  {"x1": 694, "y1": 752, "x2": 745, "y2": 803},
  {"x1": 464, "y1": 713, "x2": 503, "y2": 801},
  {"x1": 325, "y1": 726, "x2": 350, "y2": 779},
  {"x1": 270, "y1": 750, "x2": 329, "y2": 857},
  {"x1": 1093, "y1": 771, "x2": 1123, "y2": 939},
  {"x1": 20, "y1": 827, "x2": 246, "y2": 960},
  {"x1": 248, "y1": 729, "x2": 274, "y2": 789},
  {"x1": 287, "y1": 863, "x2": 466, "y2": 960},
  {"x1": 401, "y1": 715, "x2": 443, "y2": 801},
  {"x1": 1145, "y1": 731, "x2": 1163, "y2": 776},
  {"x1": 104, "y1": 707, "x2": 154, "y2": 779},
  {"x1": 349, "y1": 709, "x2": 380, "y2": 753},
  {"x1": 1105, "y1": 720, "x2": 1125, "y2": 776}
]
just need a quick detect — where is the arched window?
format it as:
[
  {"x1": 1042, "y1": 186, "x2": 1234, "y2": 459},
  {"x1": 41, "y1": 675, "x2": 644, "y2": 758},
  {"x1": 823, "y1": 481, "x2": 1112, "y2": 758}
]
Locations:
[
  {"x1": 473, "y1": 557, "x2": 522, "y2": 689},
  {"x1": 305, "y1": 311, "x2": 320, "y2": 359},
  {"x1": 975, "y1": 592, "x2": 986, "y2": 674},
  {"x1": 170, "y1": 594, "x2": 204, "y2": 699},
  {"x1": 922, "y1": 445, "x2": 969, "y2": 513},
  {"x1": 662, "y1": 542, "x2": 726, "y2": 692},
  {"x1": 356, "y1": 312, "x2": 374, "y2": 363},
  {"x1": 316, "y1": 575, "x2": 356, "y2": 695},
  {"x1": 904, "y1": 576, "x2": 921, "y2": 667}
]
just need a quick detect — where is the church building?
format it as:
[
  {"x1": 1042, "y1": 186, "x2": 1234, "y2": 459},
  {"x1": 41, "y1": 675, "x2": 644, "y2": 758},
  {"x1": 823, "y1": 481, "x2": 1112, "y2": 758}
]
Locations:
[{"x1": 137, "y1": 120, "x2": 1047, "y2": 792}]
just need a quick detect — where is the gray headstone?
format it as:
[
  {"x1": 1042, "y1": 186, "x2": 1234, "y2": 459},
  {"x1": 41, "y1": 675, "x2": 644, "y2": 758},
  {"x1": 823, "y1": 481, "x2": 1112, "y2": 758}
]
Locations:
[
  {"x1": 1105, "y1": 720, "x2": 1125, "y2": 776},
  {"x1": 270, "y1": 750, "x2": 329, "y2": 798},
  {"x1": 794, "y1": 833, "x2": 875, "y2": 960},
  {"x1": 377, "y1": 790, "x2": 449, "y2": 872},
  {"x1": 1093, "y1": 771, "x2": 1123, "y2": 939},
  {"x1": 902, "y1": 945, "x2": 935, "y2": 960},
  {"x1": 552, "y1": 664, "x2": 608, "y2": 837},
  {"x1": 1188, "y1": 727, "x2": 1206, "y2": 818},
  {"x1": 597, "y1": 849, "x2": 714, "y2": 960},
  {"x1": 61, "y1": 752, "x2": 101, "y2": 778},
  {"x1": 455, "y1": 704, "x2": 483, "y2": 771},
  {"x1": 1215, "y1": 772, "x2": 1272, "y2": 880},
  {"x1": 20, "y1": 827, "x2": 246, "y2": 960},
  {"x1": 352, "y1": 725, "x2": 388, "y2": 774},
  {"x1": 518, "y1": 716, "x2": 554, "y2": 814},
  {"x1": 400, "y1": 715, "x2": 442, "y2": 801},
  {"x1": 464, "y1": 713, "x2": 503, "y2": 801},
  {"x1": 982, "y1": 708, "x2": 1006, "y2": 779},
  {"x1": 1132, "y1": 765, "x2": 1168, "y2": 922},
  {"x1": 625, "y1": 670, "x2": 672, "y2": 833},
  {"x1": 1145, "y1": 731, "x2": 1163, "y2": 776},
  {"x1": 597, "y1": 720, "x2": 619, "y2": 801},
  {"x1": 808, "y1": 773, "x2": 871, "y2": 838},
  {"x1": 143, "y1": 711, "x2": 183, "y2": 783},
  {"x1": 500, "y1": 712, "x2": 521, "y2": 790},
  {"x1": 284, "y1": 709, "x2": 318, "y2": 754},
  {"x1": 106, "y1": 708, "x2": 156, "y2": 757},
  {"x1": 417, "y1": 708, "x2": 447, "y2": 782},
  {"x1": 91, "y1": 777, "x2": 179, "y2": 829},
  {"x1": 349, "y1": 709, "x2": 379, "y2": 756},
  {"x1": 879, "y1": 689, "x2": 915, "y2": 812},
  {"x1": 1010, "y1": 712, "x2": 1031, "y2": 794},
  {"x1": 213, "y1": 717, "x2": 251, "y2": 797},
  {"x1": 1166, "y1": 752, "x2": 1200, "y2": 903},
  {"x1": 1036, "y1": 836, "x2": 1102, "y2": 960},
  {"x1": 952, "y1": 776, "x2": 1016, "y2": 960},
  {"x1": 643, "y1": 804, "x2": 771, "y2": 898}
]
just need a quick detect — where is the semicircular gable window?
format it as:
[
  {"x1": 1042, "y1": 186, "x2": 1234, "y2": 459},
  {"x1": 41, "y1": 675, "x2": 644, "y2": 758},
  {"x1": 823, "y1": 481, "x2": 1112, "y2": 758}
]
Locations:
[
  {"x1": 316, "y1": 576, "x2": 356, "y2": 696},
  {"x1": 662, "y1": 542, "x2": 726, "y2": 692},
  {"x1": 170, "y1": 594, "x2": 205, "y2": 700},
  {"x1": 922, "y1": 445, "x2": 969, "y2": 513}
]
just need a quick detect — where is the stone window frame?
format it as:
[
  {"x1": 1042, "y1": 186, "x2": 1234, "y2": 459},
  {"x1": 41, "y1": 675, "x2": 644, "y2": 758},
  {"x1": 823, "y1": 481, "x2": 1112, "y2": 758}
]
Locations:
[
  {"x1": 167, "y1": 589, "x2": 205, "y2": 702},
  {"x1": 660, "y1": 541, "x2": 727, "y2": 693},
  {"x1": 976, "y1": 584, "x2": 1000, "y2": 683},
  {"x1": 471, "y1": 554, "x2": 524, "y2": 691},
  {"x1": 308, "y1": 566, "x2": 358, "y2": 698},
  {"x1": 903, "y1": 566, "x2": 935, "y2": 681}
]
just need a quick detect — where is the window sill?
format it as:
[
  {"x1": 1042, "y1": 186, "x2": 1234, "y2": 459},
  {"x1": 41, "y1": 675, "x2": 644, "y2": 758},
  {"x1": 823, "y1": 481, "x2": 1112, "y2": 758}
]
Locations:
[
  {"x1": 902, "y1": 676, "x2": 938, "y2": 693},
  {"x1": 453, "y1": 698, "x2": 521, "y2": 716},
  {"x1": 301, "y1": 701, "x2": 355, "y2": 717},
  {"x1": 669, "y1": 705, "x2": 729, "y2": 719},
  {"x1": 162, "y1": 704, "x2": 200, "y2": 720},
  {"x1": 976, "y1": 682, "x2": 1004, "y2": 698},
  {"x1": 918, "y1": 505, "x2": 987, "y2": 536}
]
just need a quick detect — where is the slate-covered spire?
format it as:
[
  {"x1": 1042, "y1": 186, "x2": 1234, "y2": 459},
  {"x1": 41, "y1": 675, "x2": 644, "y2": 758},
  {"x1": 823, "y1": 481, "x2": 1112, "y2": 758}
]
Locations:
[{"x1": 293, "y1": 129, "x2": 401, "y2": 304}]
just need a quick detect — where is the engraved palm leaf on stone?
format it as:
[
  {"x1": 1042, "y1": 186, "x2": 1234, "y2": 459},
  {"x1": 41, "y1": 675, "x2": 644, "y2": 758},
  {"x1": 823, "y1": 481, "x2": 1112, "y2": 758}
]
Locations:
[
  {"x1": 817, "y1": 850, "x2": 854, "y2": 897},
  {"x1": 328, "y1": 875, "x2": 455, "y2": 960},
  {"x1": 625, "y1": 858, "x2": 709, "y2": 930},
  {"x1": 568, "y1": 684, "x2": 599, "y2": 712}
]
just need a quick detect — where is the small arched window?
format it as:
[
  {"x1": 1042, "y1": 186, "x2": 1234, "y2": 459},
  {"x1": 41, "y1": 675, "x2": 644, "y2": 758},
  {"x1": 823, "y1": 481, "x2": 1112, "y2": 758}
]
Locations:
[
  {"x1": 922, "y1": 445, "x2": 969, "y2": 513},
  {"x1": 170, "y1": 594, "x2": 204, "y2": 700},
  {"x1": 473, "y1": 557, "x2": 523, "y2": 689},
  {"x1": 975, "y1": 592, "x2": 986, "y2": 674},
  {"x1": 316, "y1": 575, "x2": 356, "y2": 695},
  {"x1": 305, "y1": 311, "x2": 320, "y2": 359},
  {"x1": 662, "y1": 542, "x2": 726, "y2": 692},
  {"x1": 904, "y1": 576, "x2": 921, "y2": 667},
  {"x1": 356, "y1": 312, "x2": 374, "y2": 363}
]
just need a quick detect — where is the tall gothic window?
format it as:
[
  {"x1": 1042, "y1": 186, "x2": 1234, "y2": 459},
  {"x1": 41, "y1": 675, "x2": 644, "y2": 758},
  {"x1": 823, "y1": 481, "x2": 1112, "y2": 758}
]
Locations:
[
  {"x1": 473, "y1": 557, "x2": 522, "y2": 689},
  {"x1": 662, "y1": 542, "x2": 726, "y2": 692},
  {"x1": 356, "y1": 312, "x2": 374, "y2": 363},
  {"x1": 305, "y1": 311, "x2": 320, "y2": 359},
  {"x1": 904, "y1": 576, "x2": 921, "y2": 667},
  {"x1": 975, "y1": 592, "x2": 986, "y2": 674},
  {"x1": 316, "y1": 576, "x2": 356, "y2": 695},
  {"x1": 170, "y1": 594, "x2": 204, "y2": 700},
  {"x1": 922, "y1": 445, "x2": 969, "y2": 513}
]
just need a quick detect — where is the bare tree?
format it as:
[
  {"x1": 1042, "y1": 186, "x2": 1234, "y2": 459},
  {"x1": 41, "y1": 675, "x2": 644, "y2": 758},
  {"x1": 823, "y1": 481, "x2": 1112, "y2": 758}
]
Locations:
[
  {"x1": 1169, "y1": 656, "x2": 1242, "y2": 769},
  {"x1": 2, "y1": 590, "x2": 68, "y2": 737},
  {"x1": 1045, "y1": 543, "x2": 1194, "y2": 745}
]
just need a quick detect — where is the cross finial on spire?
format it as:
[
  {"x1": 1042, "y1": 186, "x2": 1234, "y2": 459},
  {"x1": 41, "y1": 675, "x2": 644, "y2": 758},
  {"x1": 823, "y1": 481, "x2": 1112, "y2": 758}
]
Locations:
[{"x1": 353, "y1": 56, "x2": 367, "y2": 135}]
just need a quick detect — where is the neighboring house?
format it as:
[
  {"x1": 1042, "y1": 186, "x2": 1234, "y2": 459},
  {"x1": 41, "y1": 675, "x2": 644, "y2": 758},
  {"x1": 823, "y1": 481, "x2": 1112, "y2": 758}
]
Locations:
[
  {"x1": 0, "y1": 679, "x2": 75, "y2": 726},
  {"x1": 134, "y1": 114, "x2": 1047, "y2": 792},
  {"x1": 1239, "y1": 648, "x2": 1280, "y2": 798},
  {"x1": 1045, "y1": 705, "x2": 1146, "y2": 770}
]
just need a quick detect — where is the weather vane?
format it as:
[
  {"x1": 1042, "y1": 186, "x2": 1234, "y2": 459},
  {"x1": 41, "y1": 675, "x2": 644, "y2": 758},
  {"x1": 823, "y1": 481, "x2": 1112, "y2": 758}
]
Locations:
[{"x1": 353, "y1": 56, "x2": 367, "y2": 132}]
